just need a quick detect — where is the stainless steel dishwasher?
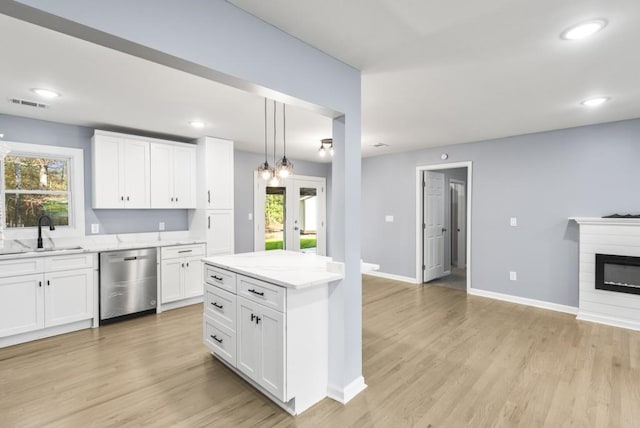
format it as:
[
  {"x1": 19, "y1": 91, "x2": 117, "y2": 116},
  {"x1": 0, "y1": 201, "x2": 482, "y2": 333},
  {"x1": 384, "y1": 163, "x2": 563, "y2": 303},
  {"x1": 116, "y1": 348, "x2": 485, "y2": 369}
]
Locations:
[{"x1": 99, "y1": 247, "x2": 158, "y2": 324}]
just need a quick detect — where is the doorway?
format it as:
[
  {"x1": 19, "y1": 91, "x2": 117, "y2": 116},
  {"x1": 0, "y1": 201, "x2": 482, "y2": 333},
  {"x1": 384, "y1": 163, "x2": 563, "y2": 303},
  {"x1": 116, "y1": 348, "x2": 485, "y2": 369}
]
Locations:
[
  {"x1": 416, "y1": 162, "x2": 472, "y2": 291},
  {"x1": 254, "y1": 174, "x2": 326, "y2": 255}
]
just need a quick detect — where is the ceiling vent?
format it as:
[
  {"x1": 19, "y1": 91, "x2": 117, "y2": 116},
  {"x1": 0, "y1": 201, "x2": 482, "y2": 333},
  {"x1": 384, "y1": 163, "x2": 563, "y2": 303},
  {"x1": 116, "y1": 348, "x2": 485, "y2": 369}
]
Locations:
[
  {"x1": 9, "y1": 98, "x2": 48, "y2": 109},
  {"x1": 372, "y1": 142, "x2": 389, "y2": 148}
]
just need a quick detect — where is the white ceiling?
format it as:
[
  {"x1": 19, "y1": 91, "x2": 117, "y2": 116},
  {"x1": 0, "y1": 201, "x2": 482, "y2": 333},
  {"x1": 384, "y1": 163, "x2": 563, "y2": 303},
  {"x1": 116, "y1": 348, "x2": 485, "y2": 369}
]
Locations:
[
  {"x1": 230, "y1": 0, "x2": 640, "y2": 155},
  {"x1": 0, "y1": 14, "x2": 333, "y2": 162}
]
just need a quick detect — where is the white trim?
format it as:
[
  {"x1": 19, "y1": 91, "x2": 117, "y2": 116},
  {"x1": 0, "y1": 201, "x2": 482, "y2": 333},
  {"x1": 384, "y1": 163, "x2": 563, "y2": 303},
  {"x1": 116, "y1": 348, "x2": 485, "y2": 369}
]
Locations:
[
  {"x1": 159, "y1": 295, "x2": 203, "y2": 312},
  {"x1": 569, "y1": 217, "x2": 640, "y2": 226},
  {"x1": 468, "y1": 288, "x2": 579, "y2": 315},
  {"x1": 364, "y1": 270, "x2": 420, "y2": 284},
  {"x1": 327, "y1": 376, "x2": 367, "y2": 404},
  {"x1": 0, "y1": 319, "x2": 92, "y2": 348},
  {"x1": 2, "y1": 141, "x2": 85, "y2": 239},
  {"x1": 576, "y1": 311, "x2": 640, "y2": 331},
  {"x1": 416, "y1": 161, "x2": 472, "y2": 293}
]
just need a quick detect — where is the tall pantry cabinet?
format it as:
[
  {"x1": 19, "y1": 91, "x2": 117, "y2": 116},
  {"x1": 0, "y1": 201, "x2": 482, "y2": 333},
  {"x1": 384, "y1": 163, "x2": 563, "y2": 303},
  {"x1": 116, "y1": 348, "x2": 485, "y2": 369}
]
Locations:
[{"x1": 190, "y1": 137, "x2": 235, "y2": 256}]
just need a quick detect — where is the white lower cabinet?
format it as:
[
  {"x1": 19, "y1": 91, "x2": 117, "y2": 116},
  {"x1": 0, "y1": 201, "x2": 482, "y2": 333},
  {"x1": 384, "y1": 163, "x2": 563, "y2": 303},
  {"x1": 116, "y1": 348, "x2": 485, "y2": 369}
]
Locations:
[
  {"x1": 203, "y1": 264, "x2": 328, "y2": 415},
  {"x1": 0, "y1": 254, "x2": 95, "y2": 344},
  {"x1": 160, "y1": 244, "x2": 205, "y2": 305}
]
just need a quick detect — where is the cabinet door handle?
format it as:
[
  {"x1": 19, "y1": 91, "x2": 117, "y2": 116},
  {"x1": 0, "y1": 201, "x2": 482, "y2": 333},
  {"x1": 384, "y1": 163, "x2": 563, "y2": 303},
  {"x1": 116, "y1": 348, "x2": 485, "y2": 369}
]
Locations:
[
  {"x1": 251, "y1": 313, "x2": 256, "y2": 322},
  {"x1": 171, "y1": 197, "x2": 174, "y2": 202},
  {"x1": 121, "y1": 196, "x2": 124, "y2": 201},
  {"x1": 248, "y1": 289, "x2": 265, "y2": 296},
  {"x1": 208, "y1": 216, "x2": 211, "y2": 229},
  {"x1": 39, "y1": 281, "x2": 42, "y2": 288},
  {"x1": 211, "y1": 275, "x2": 223, "y2": 281},
  {"x1": 208, "y1": 190, "x2": 211, "y2": 204},
  {"x1": 186, "y1": 262, "x2": 190, "y2": 268},
  {"x1": 176, "y1": 197, "x2": 179, "y2": 202},
  {"x1": 255, "y1": 316, "x2": 261, "y2": 325},
  {"x1": 178, "y1": 249, "x2": 193, "y2": 253},
  {"x1": 210, "y1": 335, "x2": 223, "y2": 344},
  {"x1": 181, "y1": 263, "x2": 185, "y2": 268},
  {"x1": 211, "y1": 302, "x2": 223, "y2": 309},
  {"x1": 47, "y1": 280, "x2": 50, "y2": 286},
  {"x1": 126, "y1": 196, "x2": 130, "y2": 201}
]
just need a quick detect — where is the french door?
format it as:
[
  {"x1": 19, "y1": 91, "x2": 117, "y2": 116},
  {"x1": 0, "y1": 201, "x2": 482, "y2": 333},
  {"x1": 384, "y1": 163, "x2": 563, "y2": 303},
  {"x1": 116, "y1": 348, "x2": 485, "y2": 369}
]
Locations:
[{"x1": 254, "y1": 174, "x2": 326, "y2": 255}]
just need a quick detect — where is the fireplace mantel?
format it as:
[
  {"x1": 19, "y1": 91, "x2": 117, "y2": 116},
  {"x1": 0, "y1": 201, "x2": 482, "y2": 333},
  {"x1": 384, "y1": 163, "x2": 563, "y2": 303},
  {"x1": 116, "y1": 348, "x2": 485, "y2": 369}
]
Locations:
[{"x1": 571, "y1": 217, "x2": 640, "y2": 331}]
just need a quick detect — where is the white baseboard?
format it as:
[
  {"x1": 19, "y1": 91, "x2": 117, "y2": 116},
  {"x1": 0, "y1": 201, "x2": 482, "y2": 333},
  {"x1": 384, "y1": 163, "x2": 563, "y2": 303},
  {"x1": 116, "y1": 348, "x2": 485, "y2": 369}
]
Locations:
[
  {"x1": 159, "y1": 296, "x2": 203, "y2": 313},
  {"x1": 327, "y1": 376, "x2": 367, "y2": 404},
  {"x1": 468, "y1": 288, "x2": 578, "y2": 315},
  {"x1": 577, "y1": 311, "x2": 640, "y2": 331},
  {"x1": 0, "y1": 319, "x2": 93, "y2": 348},
  {"x1": 364, "y1": 270, "x2": 419, "y2": 284}
]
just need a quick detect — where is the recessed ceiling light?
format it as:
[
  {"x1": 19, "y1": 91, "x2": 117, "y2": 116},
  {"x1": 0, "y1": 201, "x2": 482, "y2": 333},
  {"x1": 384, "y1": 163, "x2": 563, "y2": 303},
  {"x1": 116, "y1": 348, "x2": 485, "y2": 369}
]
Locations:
[
  {"x1": 31, "y1": 88, "x2": 60, "y2": 99},
  {"x1": 189, "y1": 120, "x2": 205, "y2": 128},
  {"x1": 561, "y1": 19, "x2": 607, "y2": 40},
  {"x1": 581, "y1": 97, "x2": 609, "y2": 107}
]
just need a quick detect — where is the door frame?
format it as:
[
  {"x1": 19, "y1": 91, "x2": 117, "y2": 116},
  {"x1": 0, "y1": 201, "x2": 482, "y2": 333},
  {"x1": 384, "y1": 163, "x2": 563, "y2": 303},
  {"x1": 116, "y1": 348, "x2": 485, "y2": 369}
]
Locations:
[
  {"x1": 415, "y1": 161, "x2": 472, "y2": 292},
  {"x1": 253, "y1": 173, "x2": 327, "y2": 255},
  {"x1": 449, "y1": 178, "x2": 466, "y2": 270}
]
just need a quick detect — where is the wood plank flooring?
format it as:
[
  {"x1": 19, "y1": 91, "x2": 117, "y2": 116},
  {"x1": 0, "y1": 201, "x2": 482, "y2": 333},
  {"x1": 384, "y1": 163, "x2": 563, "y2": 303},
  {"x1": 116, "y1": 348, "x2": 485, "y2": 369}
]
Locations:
[{"x1": 1, "y1": 275, "x2": 639, "y2": 427}]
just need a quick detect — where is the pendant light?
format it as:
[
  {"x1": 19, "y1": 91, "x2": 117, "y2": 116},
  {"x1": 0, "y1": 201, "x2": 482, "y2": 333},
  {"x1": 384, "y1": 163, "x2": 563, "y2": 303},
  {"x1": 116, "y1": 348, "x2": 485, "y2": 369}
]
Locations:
[
  {"x1": 256, "y1": 98, "x2": 272, "y2": 180},
  {"x1": 269, "y1": 100, "x2": 280, "y2": 186},
  {"x1": 276, "y1": 104, "x2": 294, "y2": 178}
]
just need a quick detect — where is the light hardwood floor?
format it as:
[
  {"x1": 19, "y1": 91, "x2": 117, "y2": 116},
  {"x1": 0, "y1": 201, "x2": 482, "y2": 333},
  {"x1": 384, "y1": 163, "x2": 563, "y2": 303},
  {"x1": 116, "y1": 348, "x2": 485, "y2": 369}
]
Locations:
[{"x1": 1, "y1": 276, "x2": 639, "y2": 427}]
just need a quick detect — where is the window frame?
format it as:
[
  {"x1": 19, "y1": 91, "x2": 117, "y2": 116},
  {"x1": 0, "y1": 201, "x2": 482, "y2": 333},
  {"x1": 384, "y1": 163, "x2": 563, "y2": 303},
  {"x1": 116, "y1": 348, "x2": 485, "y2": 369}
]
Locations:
[{"x1": 1, "y1": 141, "x2": 85, "y2": 239}]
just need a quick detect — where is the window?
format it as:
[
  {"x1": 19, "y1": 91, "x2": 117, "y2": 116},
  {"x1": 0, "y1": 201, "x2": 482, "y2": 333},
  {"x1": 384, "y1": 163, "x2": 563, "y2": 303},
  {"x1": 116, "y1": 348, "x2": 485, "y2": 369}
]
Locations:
[
  {"x1": 4, "y1": 155, "x2": 70, "y2": 227},
  {"x1": 1, "y1": 141, "x2": 85, "y2": 238}
]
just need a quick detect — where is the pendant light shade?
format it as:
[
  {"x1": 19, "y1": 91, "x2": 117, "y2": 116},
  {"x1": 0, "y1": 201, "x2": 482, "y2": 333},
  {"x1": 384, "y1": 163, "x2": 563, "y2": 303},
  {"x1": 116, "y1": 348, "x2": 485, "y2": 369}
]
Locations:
[
  {"x1": 256, "y1": 98, "x2": 273, "y2": 181},
  {"x1": 318, "y1": 138, "x2": 333, "y2": 157},
  {"x1": 276, "y1": 104, "x2": 294, "y2": 179}
]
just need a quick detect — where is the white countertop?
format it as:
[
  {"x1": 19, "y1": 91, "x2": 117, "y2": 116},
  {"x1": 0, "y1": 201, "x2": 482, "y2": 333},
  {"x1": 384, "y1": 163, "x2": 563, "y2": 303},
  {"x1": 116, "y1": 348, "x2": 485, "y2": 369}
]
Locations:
[
  {"x1": 0, "y1": 238, "x2": 205, "y2": 261},
  {"x1": 203, "y1": 250, "x2": 346, "y2": 289}
]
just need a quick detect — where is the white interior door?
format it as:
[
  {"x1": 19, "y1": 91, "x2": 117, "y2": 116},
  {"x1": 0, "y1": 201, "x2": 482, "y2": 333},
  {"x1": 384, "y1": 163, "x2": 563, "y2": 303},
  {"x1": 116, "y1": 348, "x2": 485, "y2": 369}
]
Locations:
[
  {"x1": 423, "y1": 171, "x2": 446, "y2": 282},
  {"x1": 454, "y1": 182, "x2": 466, "y2": 268}
]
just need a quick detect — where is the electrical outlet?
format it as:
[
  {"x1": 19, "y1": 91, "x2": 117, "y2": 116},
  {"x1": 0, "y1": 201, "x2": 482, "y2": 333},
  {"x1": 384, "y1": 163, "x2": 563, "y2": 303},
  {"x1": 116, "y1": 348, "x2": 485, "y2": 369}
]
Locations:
[
  {"x1": 248, "y1": 213, "x2": 253, "y2": 221},
  {"x1": 159, "y1": 222, "x2": 165, "y2": 231},
  {"x1": 510, "y1": 217, "x2": 518, "y2": 227},
  {"x1": 385, "y1": 215, "x2": 394, "y2": 223},
  {"x1": 510, "y1": 271, "x2": 517, "y2": 281},
  {"x1": 91, "y1": 223, "x2": 99, "y2": 234}
]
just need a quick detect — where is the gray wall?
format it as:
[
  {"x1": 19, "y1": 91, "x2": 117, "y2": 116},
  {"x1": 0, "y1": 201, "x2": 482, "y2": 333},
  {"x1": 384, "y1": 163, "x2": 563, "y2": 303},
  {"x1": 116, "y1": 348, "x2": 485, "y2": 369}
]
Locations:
[
  {"x1": 362, "y1": 118, "x2": 640, "y2": 308},
  {"x1": 233, "y1": 150, "x2": 332, "y2": 254},
  {"x1": 0, "y1": 113, "x2": 189, "y2": 234}
]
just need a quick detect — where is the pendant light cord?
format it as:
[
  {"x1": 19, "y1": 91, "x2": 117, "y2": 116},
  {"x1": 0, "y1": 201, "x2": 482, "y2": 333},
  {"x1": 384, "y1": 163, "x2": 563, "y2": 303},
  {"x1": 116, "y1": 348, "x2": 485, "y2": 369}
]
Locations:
[
  {"x1": 264, "y1": 98, "x2": 268, "y2": 163},
  {"x1": 283, "y1": 103, "x2": 286, "y2": 157},
  {"x1": 273, "y1": 100, "x2": 277, "y2": 165}
]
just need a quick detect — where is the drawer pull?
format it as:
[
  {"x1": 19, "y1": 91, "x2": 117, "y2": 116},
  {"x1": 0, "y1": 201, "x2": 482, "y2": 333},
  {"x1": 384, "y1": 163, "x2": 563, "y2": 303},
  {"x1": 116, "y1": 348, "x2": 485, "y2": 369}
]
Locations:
[
  {"x1": 211, "y1": 302, "x2": 223, "y2": 309},
  {"x1": 248, "y1": 289, "x2": 264, "y2": 296},
  {"x1": 211, "y1": 275, "x2": 223, "y2": 281},
  {"x1": 210, "y1": 335, "x2": 223, "y2": 344},
  {"x1": 178, "y1": 249, "x2": 193, "y2": 253}
]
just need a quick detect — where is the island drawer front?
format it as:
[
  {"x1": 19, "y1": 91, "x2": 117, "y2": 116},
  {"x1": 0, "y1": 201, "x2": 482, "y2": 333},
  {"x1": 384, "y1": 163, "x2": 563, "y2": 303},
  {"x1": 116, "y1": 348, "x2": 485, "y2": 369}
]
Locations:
[
  {"x1": 0, "y1": 258, "x2": 44, "y2": 278},
  {"x1": 204, "y1": 314, "x2": 236, "y2": 366},
  {"x1": 162, "y1": 244, "x2": 205, "y2": 260},
  {"x1": 44, "y1": 253, "x2": 94, "y2": 272},
  {"x1": 205, "y1": 265, "x2": 236, "y2": 293},
  {"x1": 205, "y1": 284, "x2": 236, "y2": 331},
  {"x1": 237, "y1": 275, "x2": 285, "y2": 312}
]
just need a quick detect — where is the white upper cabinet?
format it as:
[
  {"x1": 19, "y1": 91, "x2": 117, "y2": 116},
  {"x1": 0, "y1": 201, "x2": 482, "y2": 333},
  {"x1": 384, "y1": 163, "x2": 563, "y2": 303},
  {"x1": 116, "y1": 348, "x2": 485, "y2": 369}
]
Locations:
[
  {"x1": 93, "y1": 130, "x2": 196, "y2": 210},
  {"x1": 150, "y1": 142, "x2": 196, "y2": 209},
  {"x1": 203, "y1": 138, "x2": 234, "y2": 210},
  {"x1": 92, "y1": 132, "x2": 151, "y2": 209}
]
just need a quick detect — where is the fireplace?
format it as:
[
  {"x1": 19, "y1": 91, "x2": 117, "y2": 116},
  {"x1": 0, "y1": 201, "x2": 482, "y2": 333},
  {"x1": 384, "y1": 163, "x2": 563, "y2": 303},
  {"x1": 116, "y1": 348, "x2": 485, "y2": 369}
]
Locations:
[{"x1": 596, "y1": 254, "x2": 640, "y2": 296}]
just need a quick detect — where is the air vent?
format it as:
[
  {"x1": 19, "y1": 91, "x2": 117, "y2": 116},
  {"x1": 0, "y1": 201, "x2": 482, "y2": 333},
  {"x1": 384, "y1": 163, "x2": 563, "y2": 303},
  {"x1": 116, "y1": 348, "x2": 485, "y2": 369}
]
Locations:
[
  {"x1": 372, "y1": 142, "x2": 389, "y2": 148},
  {"x1": 9, "y1": 98, "x2": 48, "y2": 109}
]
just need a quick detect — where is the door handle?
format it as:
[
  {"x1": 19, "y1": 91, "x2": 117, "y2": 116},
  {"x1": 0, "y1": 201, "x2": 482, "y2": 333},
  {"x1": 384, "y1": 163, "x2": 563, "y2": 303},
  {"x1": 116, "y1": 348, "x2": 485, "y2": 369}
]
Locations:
[
  {"x1": 208, "y1": 216, "x2": 211, "y2": 229},
  {"x1": 442, "y1": 228, "x2": 447, "y2": 232},
  {"x1": 208, "y1": 190, "x2": 211, "y2": 204},
  {"x1": 294, "y1": 227, "x2": 299, "y2": 231}
]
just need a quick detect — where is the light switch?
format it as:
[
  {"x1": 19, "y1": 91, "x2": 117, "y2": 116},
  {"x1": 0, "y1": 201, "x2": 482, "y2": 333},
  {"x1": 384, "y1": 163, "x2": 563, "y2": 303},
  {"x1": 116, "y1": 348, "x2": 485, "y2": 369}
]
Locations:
[
  {"x1": 159, "y1": 222, "x2": 165, "y2": 231},
  {"x1": 385, "y1": 215, "x2": 394, "y2": 223},
  {"x1": 91, "y1": 223, "x2": 99, "y2": 234},
  {"x1": 510, "y1": 271, "x2": 517, "y2": 281},
  {"x1": 510, "y1": 217, "x2": 517, "y2": 227}
]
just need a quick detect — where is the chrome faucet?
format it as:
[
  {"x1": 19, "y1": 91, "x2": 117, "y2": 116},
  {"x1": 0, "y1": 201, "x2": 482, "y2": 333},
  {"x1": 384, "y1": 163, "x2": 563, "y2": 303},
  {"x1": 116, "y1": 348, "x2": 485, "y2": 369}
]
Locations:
[{"x1": 37, "y1": 215, "x2": 55, "y2": 249}]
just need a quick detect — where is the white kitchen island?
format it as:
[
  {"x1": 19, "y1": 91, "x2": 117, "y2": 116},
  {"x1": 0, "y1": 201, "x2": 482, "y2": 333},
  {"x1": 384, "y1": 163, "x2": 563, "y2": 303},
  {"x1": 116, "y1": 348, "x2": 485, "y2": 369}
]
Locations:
[{"x1": 201, "y1": 250, "x2": 345, "y2": 415}]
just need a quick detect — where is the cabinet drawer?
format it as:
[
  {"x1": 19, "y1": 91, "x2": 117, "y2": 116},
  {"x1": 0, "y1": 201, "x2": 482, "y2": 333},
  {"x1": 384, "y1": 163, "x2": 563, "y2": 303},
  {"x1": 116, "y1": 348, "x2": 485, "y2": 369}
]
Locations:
[
  {"x1": 204, "y1": 314, "x2": 236, "y2": 366},
  {"x1": 44, "y1": 253, "x2": 94, "y2": 272},
  {"x1": 205, "y1": 265, "x2": 236, "y2": 294},
  {"x1": 238, "y1": 275, "x2": 285, "y2": 312},
  {"x1": 205, "y1": 285, "x2": 236, "y2": 330},
  {"x1": 162, "y1": 244, "x2": 205, "y2": 260},
  {"x1": 0, "y1": 258, "x2": 44, "y2": 278}
]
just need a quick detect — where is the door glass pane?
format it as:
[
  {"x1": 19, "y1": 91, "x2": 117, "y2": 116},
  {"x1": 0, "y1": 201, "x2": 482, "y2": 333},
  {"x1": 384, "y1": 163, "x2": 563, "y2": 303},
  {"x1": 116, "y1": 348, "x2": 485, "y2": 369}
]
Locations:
[
  {"x1": 299, "y1": 187, "x2": 317, "y2": 254},
  {"x1": 265, "y1": 187, "x2": 286, "y2": 251}
]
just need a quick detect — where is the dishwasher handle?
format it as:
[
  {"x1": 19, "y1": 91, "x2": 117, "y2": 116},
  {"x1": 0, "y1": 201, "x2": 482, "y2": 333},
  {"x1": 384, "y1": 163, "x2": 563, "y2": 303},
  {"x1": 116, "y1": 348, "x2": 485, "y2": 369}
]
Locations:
[{"x1": 124, "y1": 256, "x2": 138, "y2": 261}]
